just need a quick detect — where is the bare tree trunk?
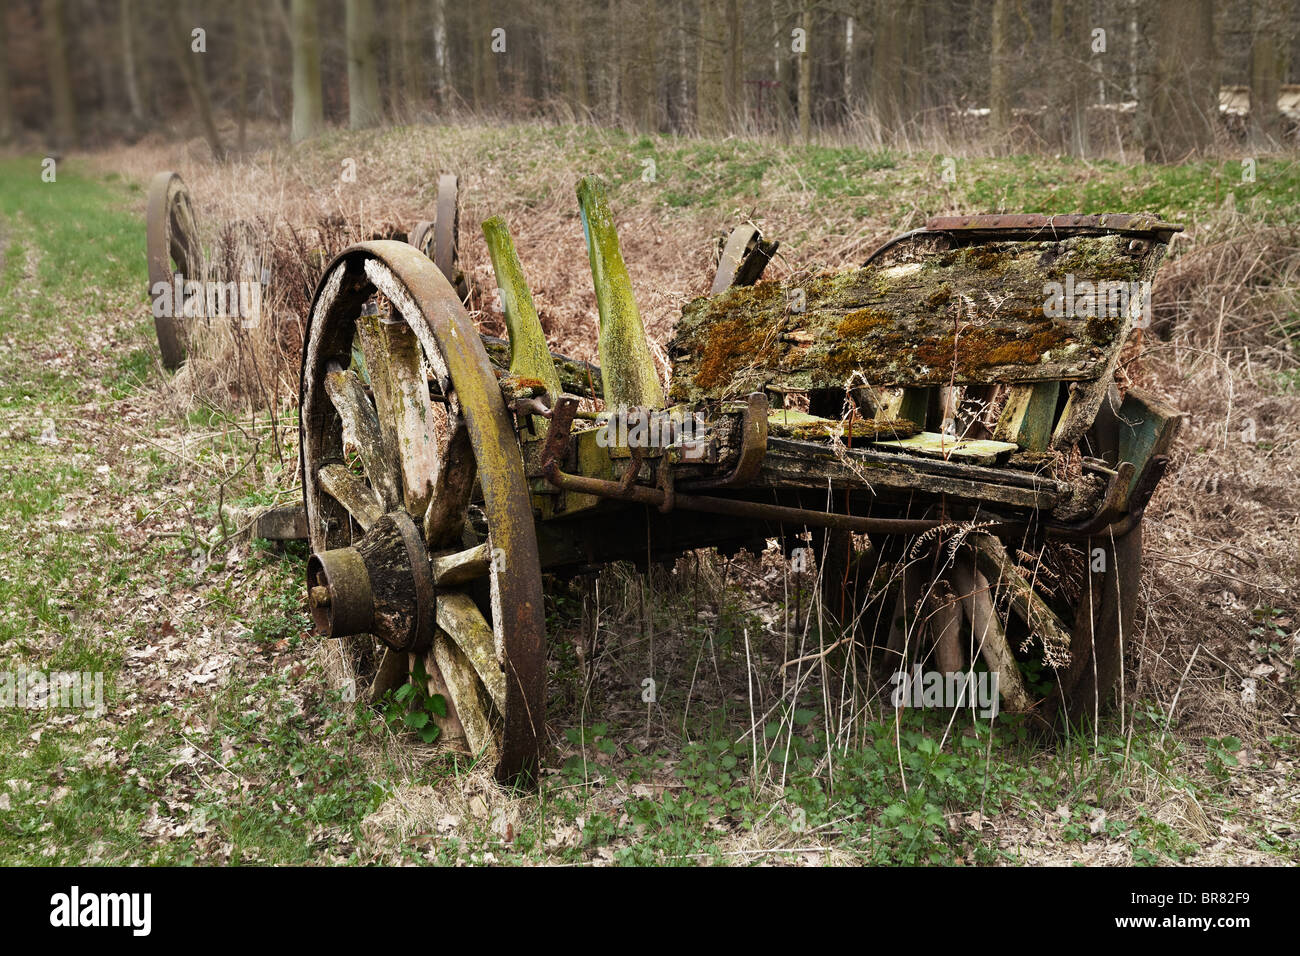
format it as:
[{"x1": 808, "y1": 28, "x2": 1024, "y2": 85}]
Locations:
[
  {"x1": 86, "y1": 0, "x2": 119, "y2": 122},
  {"x1": 257, "y1": 1, "x2": 282, "y2": 120},
  {"x1": 1249, "y1": 0, "x2": 1284, "y2": 143},
  {"x1": 566, "y1": 0, "x2": 590, "y2": 116},
  {"x1": 725, "y1": 0, "x2": 742, "y2": 127},
  {"x1": 697, "y1": 0, "x2": 726, "y2": 134},
  {"x1": 43, "y1": 0, "x2": 77, "y2": 148},
  {"x1": 476, "y1": 1, "x2": 499, "y2": 112},
  {"x1": 1142, "y1": 0, "x2": 1217, "y2": 162},
  {"x1": 798, "y1": 0, "x2": 811, "y2": 143},
  {"x1": 872, "y1": 0, "x2": 903, "y2": 131},
  {"x1": 621, "y1": 1, "x2": 657, "y2": 131},
  {"x1": 1048, "y1": 0, "x2": 1090, "y2": 156},
  {"x1": 291, "y1": 0, "x2": 325, "y2": 142},
  {"x1": 0, "y1": 7, "x2": 13, "y2": 144},
  {"x1": 120, "y1": 0, "x2": 145, "y2": 124},
  {"x1": 236, "y1": 0, "x2": 249, "y2": 152},
  {"x1": 990, "y1": 0, "x2": 1010, "y2": 140},
  {"x1": 168, "y1": 8, "x2": 225, "y2": 159},
  {"x1": 346, "y1": 0, "x2": 383, "y2": 128},
  {"x1": 400, "y1": 0, "x2": 417, "y2": 113},
  {"x1": 772, "y1": 0, "x2": 793, "y2": 135},
  {"x1": 432, "y1": 0, "x2": 448, "y2": 110}
]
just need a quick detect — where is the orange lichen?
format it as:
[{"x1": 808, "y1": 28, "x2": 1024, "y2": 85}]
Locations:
[{"x1": 693, "y1": 314, "x2": 780, "y2": 392}]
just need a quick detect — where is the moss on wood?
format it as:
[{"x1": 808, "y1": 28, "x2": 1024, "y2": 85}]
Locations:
[{"x1": 668, "y1": 234, "x2": 1164, "y2": 403}]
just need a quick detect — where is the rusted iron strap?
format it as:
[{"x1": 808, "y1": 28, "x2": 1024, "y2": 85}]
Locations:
[
  {"x1": 1063, "y1": 455, "x2": 1170, "y2": 541},
  {"x1": 539, "y1": 396, "x2": 581, "y2": 473},
  {"x1": 864, "y1": 214, "x2": 1184, "y2": 266},
  {"x1": 925, "y1": 213, "x2": 1183, "y2": 241}
]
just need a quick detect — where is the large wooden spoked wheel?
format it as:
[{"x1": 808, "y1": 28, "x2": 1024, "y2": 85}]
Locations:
[
  {"x1": 300, "y1": 240, "x2": 546, "y2": 785},
  {"x1": 146, "y1": 171, "x2": 206, "y2": 370},
  {"x1": 819, "y1": 522, "x2": 1141, "y2": 729},
  {"x1": 408, "y1": 174, "x2": 467, "y2": 301}
]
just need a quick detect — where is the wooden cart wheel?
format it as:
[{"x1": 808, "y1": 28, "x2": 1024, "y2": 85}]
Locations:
[
  {"x1": 300, "y1": 240, "x2": 546, "y2": 786},
  {"x1": 408, "y1": 220, "x2": 435, "y2": 259},
  {"x1": 434, "y1": 173, "x2": 460, "y2": 290},
  {"x1": 146, "y1": 171, "x2": 205, "y2": 370},
  {"x1": 408, "y1": 174, "x2": 467, "y2": 301},
  {"x1": 823, "y1": 521, "x2": 1142, "y2": 728},
  {"x1": 710, "y1": 224, "x2": 778, "y2": 294}
]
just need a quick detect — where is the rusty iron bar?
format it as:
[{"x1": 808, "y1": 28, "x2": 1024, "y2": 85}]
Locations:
[
  {"x1": 862, "y1": 213, "x2": 1184, "y2": 267},
  {"x1": 543, "y1": 459, "x2": 985, "y2": 536}
]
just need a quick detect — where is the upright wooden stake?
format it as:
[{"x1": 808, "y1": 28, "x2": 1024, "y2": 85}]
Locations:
[
  {"x1": 482, "y1": 216, "x2": 562, "y2": 402},
  {"x1": 576, "y1": 176, "x2": 665, "y2": 409}
]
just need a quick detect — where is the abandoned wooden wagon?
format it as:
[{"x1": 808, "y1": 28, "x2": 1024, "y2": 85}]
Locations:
[{"x1": 296, "y1": 176, "x2": 1182, "y2": 785}]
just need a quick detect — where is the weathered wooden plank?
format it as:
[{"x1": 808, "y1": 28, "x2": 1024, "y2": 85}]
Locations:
[
  {"x1": 422, "y1": 416, "x2": 477, "y2": 550},
  {"x1": 1084, "y1": 383, "x2": 1124, "y2": 466},
  {"x1": 927, "y1": 583, "x2": 964, "y2": 674},
  {"x1": 668, "y1": 234, "x2": 1154, "y2": 402},
  {"x1": 766, "y1": 408, "x2": 918, "y2": 442},
  {"x1": 869, "y1": 431, "x2": 1019, "y2": 466},
  {"x1": 949, "y1": 555, "x2": 1034, "y2": 713},
  {"x1": 755, "y1": 438, "x2": 1065, "y2": 511},
  {"x1": 994, "y1": 381, "x2": 1061, "y2": 452},
  {"x1": 355, "y1": 313, "x2": 405, "y2": 507},
  {"x1": 317, "y1": 463, "x2": 384, "y2": 531},
  {"x1": 1115, "y1": 386, "x2": 1184, "y2": 497},
  {"x1": 324, "y1": 366, "x2": 402, "y2": 510},
  {"x1": 968, "y1": 532, "x2": 1073, "y2": 670},
  {"x1": 430, "y1": 632, "x2": 499, "y2": 763},
  {"x1": 431, "y1": 542, "x2": 490, "y2": 586},
  {"x1": 378, "y1": 318, "x2": 438, "y2": 517}
]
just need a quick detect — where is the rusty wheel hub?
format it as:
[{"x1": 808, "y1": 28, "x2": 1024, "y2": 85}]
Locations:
[{"x1": 306, "y1": 510, "x2": 435, "y2": 654}]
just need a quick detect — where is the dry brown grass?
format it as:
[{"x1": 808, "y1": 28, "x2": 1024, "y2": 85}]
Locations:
[{"x1": 1127, "y1": 210, "x2": 1299, "y2": 739}]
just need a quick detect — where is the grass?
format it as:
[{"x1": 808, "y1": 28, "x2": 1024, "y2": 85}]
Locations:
[{"x1": 0, "y1": 131, "x2": 1295, "y2": 865}]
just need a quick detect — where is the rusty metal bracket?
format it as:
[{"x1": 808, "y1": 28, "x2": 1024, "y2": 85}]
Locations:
[
  {"x1": 863, "y1": 213, "x2": 1184, "y2": 267},
  {"x1": 1057, "y1": 461, "x2": 1136, "y2": 537},
  {"x1": 679, "y1": 392, "x2": 768, "y2": 491},
  {"x1": 542, "y1": 461, "x2": 1007, "y2": 536},
  {"x1": 539, "y1": 395, "x2": 581, "y2": 474}
]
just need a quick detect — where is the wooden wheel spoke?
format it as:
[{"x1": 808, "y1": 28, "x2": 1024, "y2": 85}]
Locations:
[
  {"x1": 324, "y1": 364, "x2": 401, "y2": 510},
  {"x1": 431, "y1": 542, "x2": 490, "y2": 587},
  {"x1": 317, "y1": 463, "x2": 383, "y2": 531},
  {"x1": 356, "y1": 312, "x2": 438, "y2": 518},
  {"x1": 948, "y1": 557, "x2": 1033, "y2": 712},
  {"x1": 428, "y1": 632, "x2": 499, "y2": 763},
  {"x1": 436, "y1": 591, "x2": 508, "y2": 713},
  {"x1": 305, "y1": 244, "x2": 547, "y2": 785},
  {"x1": 423, "y1": 416, "x2": 477, "y2": 549},
  {"x1": 967, "y1": 533, "x2": 1073, "y2": 670}
]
